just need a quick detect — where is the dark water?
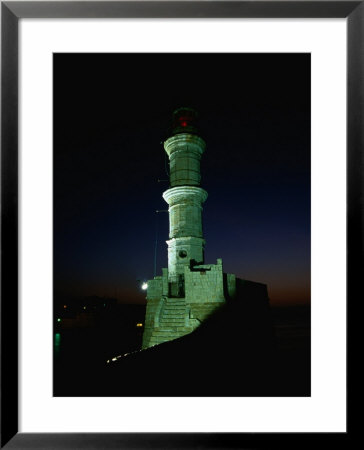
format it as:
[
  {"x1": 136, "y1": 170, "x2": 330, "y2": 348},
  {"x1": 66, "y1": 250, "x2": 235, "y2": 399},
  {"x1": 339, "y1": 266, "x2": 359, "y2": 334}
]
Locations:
[
  {"x1": 53, "y1": 303, "x2": 145, "y2": 395},
  {"x1": 54, "y1": 304, "x2": 310, "y2": 397},
  {"x1": 272, "y1": 305, "x2": 311, "y2": 348}
]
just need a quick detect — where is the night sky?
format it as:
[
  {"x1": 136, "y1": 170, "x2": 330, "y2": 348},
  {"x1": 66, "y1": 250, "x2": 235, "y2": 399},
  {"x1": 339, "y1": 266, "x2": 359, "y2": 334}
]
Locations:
[{"x1": 54, "y1": 53, "x2": 310, "y2": 307}]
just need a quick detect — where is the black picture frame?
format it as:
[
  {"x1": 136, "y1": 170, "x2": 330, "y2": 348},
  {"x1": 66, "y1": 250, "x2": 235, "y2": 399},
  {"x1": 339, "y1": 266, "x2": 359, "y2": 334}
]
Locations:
[{"x1": 1, "y1": 1, "x2": 358, "y2": 448}]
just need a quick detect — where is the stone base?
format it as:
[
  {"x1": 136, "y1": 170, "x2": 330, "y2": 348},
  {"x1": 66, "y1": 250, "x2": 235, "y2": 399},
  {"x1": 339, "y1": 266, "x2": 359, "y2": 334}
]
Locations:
[
  {"x1": 142, "y1": 259, "x2": 269, "y2": 350},
  {"x1": 143, "y1": 259, "x2": 229, "y2": 349}
]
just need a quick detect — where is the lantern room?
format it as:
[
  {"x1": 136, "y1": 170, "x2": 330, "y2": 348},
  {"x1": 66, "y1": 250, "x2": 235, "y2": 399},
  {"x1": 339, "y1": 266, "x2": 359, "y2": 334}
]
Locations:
[{"x1": 171, "y1": 107, "x2": 199, "y2": 136}]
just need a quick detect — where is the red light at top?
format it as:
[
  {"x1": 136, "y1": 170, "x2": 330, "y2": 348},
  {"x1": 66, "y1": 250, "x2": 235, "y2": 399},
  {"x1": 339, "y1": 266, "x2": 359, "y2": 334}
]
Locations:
[{"x1": 172, "y1": 107, "x2": 198, "y2": 135}]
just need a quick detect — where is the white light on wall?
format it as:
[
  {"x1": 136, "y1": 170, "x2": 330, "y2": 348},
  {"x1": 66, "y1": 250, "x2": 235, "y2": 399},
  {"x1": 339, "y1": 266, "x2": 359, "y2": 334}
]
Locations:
[{"x1": 141, "y1": 282, "x2": 148, "y2": 290}]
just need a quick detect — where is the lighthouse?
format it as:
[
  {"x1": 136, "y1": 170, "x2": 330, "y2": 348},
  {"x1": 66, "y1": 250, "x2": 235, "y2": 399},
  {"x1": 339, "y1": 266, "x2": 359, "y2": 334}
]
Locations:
[
  {"x1": 162, "y1": 108, "x2": 208, "y2": 297},
  {"x1": 142, "y1": 108, "x2": 269, "y2": 349}
]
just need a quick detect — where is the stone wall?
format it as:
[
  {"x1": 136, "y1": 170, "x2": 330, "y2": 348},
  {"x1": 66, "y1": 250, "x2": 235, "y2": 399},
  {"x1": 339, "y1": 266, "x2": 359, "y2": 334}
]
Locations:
[
  {"x1": 142, "y1": 262, "x2": 227, "y2": 348},
  {"x1": 163, "y1": 185, "x2": 208, "y2": 279},
  {"x1": 184, "y1": 259, "x2": 225, "y2": 304},
  {"x1": 189, "y1": 302, "x2": 224, "y2": 324},
  {"x1": 146, "y1": 277, "x2": 163, "y2": 300},
  {"x1": 142, "y1": 278, "x2": 164, "y2": 349},
  {"x1": 142, "y1": 262, "x2": 265, "y2": 349},
  {"x1": 163, "y1": 133, "x2": 206, "y2": 187},
  {"x1": 166, "y1": 236, "x2": 205, "y2": 282}
]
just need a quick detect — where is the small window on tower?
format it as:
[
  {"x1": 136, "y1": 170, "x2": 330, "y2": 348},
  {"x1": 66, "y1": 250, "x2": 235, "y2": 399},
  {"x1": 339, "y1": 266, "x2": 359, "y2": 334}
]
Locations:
[{"x1": 179, "y1": 250, "x2": 187, "y2": 258}]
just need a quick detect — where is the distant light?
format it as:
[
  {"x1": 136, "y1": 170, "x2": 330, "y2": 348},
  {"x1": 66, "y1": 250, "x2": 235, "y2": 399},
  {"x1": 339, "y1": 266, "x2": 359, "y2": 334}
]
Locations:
[
  {"x1": 57, "y1": 318, "x2": 61, "y2": 322},
  {"x1": 141, "y1": 282, "x2": 148, "y2": 290},
  {"x1": 63, "y1": 305, "x2": 67, "y2": 309},
  {"x1": 83, "y1": 306, "x2": 86, "y2": 310},
  {"x1": 136, "y1": 323, "x2": 143, "y2": 327},
  {"x1": 55, "y1": 333, "x2": 61, "y2": 356},
  {"x1": 181, "y1": 121, "x2": 187, "y2": 127}
]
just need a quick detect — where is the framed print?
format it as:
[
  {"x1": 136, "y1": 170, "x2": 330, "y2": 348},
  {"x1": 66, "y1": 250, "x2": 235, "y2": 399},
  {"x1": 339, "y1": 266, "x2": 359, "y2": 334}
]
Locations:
[
  {"x1": 1, "y1": 1, "x2": 358, "y2": 448},
  {"x1": 52, "y1": 52, "x2": 311, "y2": 399}
]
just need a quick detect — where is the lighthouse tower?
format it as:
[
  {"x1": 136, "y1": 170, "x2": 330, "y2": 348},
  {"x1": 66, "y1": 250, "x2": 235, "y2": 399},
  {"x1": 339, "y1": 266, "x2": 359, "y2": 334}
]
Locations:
[
  {"x1": 163, "y1": 108, "x2": 208, "y2": 297},
  {"x1": 142, "y1": 108, "x2": 238, "y2": 349}
]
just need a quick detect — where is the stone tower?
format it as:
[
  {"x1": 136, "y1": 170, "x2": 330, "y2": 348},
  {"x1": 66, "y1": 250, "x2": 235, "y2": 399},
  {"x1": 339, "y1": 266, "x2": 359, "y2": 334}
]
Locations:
[
  {"x1": 142, "y1": 108, "x2": 234, "y2": 349},
  {"x1": 162, "y1": 108, "x2": 208, "y2": 297}
]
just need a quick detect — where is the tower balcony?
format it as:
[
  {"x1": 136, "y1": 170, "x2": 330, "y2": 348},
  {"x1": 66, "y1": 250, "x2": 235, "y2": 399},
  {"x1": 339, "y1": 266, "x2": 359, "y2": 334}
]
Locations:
[{"x1": 163, "y1": 186, "x2": 208, "y2": 208}]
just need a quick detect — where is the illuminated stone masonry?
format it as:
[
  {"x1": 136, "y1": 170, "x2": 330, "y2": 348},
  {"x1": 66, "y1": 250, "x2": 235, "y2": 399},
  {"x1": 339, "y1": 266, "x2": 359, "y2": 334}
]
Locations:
[
  {"x1": 163, "y1": 186, "x2": 208, "y2": 284},
  {"x1": 142, "y1": 108, "x2": 267, "y2": 349}
]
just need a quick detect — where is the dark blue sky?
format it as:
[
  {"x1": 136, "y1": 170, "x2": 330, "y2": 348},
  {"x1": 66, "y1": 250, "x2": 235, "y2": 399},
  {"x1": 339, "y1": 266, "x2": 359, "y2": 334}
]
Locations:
[{"x1": 54, "y1": 53, "x2": 310, "y2": 306}]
